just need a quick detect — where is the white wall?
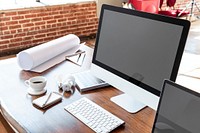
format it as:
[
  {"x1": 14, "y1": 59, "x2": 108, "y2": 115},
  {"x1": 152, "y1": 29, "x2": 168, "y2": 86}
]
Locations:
[{"x1": 96, "y1": 0, "x2": 128, "y2": 17}]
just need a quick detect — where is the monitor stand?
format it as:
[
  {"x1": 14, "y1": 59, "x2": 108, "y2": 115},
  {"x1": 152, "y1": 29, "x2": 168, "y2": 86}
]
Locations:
[{"x1": 110, "y1": 94, "x2": 146, "y2": 113}]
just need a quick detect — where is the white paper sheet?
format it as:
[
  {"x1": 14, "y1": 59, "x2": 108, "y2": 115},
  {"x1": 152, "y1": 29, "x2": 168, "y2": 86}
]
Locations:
[{"x1": 17, "y1": 34, "x2": 82, "y2": 72}]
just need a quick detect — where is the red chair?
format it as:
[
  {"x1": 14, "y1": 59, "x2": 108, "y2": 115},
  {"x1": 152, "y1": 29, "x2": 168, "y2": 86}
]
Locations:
[
  {"x1": 158, "y1": 9, "x2": 189, "y2": 17},
  {"x1": 158, "y1": 10, "x2": 177, "y2": 17},
  {"x1": 129, "y1": 0, "x2": 159, "y2": 13}
]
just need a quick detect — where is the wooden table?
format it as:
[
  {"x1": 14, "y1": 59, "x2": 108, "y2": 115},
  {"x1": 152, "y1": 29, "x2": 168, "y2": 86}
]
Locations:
[{"x1": 0, "y1": 45, "x2": 156, "y2": 133}]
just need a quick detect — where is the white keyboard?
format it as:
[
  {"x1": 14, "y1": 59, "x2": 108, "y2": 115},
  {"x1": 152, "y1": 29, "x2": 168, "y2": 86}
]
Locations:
[
  {"x1": 64, "y1": 97, "x2": 125, "y2": 133},
  {"x1": 73, "y1": 71, "x2": 109, "y2": 92}
]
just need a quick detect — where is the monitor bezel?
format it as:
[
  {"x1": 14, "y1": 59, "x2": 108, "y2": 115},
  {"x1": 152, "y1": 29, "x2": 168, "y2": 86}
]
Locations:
[{"x1": 92, "y1": 4, "x2": 190, "y2": 96}]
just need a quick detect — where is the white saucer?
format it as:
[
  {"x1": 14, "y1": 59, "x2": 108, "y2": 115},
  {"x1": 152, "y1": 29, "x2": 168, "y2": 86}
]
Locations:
[{"x1": 27, "y1": 88, "x2": 47, "y2": 96}]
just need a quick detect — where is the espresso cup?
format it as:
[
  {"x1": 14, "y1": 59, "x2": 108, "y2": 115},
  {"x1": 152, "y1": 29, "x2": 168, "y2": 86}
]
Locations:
[{"x1": 25, "y1": 76, "x2": 47, "y2": 92}]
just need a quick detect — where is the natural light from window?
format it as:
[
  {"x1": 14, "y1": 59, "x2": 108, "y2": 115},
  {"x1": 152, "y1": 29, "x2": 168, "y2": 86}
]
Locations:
[{"x1": 0, "y1": 0, "x2": 94, "y2": 10}]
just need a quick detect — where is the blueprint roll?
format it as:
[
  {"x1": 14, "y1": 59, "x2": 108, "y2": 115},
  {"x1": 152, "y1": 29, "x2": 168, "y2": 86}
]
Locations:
[{"x1": 17, "y1": 34, "x2": 80, "y2": 71}]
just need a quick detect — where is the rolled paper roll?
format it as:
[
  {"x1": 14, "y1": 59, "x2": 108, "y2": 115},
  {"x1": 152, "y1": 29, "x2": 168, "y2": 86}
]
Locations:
[{"x1": 17, "y1": 34, "x2": 80, "y2": 71}]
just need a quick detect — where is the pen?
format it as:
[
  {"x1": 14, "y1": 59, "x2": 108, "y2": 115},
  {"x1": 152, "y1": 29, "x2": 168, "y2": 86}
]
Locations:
[
  {"x1": 65, "y1": 50, "x2": 86, "y2": 58},
  {"x1": 43, "y1": 92, "x2": 52, "y2": 107},
  {"x1": 79, "y1": 53, "x2": 86, "y2": 65}
]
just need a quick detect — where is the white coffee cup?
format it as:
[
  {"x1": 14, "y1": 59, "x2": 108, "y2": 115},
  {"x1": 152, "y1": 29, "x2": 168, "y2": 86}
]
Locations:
[{"x1": 25, "y1": 76, "x2": 47, "y2": 92}]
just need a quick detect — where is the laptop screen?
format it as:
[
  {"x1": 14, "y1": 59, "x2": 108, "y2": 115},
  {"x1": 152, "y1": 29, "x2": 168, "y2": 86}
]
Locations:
[{"x1": 152, "y1": 80, "x2": 200, "y2": 133}]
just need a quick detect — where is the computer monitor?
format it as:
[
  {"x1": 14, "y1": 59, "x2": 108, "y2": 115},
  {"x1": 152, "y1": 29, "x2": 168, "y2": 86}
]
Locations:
[
  {"x1": 90, "y1": 4, "x2": 190, "y2": 113},
  {"x1": 152, "y1": 80, "x2": 200, "y2": 133}
]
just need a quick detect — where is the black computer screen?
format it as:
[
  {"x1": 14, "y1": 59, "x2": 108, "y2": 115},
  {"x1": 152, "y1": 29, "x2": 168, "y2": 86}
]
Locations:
[
  {"x1": 152, "y1": 80, "x2": 200, "y2": 133},
  {"x1": 93, "y1": 4, "x2": 190, "y2": 96}
]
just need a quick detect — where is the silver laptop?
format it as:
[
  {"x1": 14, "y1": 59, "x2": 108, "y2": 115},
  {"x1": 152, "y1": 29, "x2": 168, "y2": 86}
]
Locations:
[
  {"x1": 152, "y1": 80, "x2": 200, "y2": 133},
  {"x1": 73, "y1": 70, "x2": 109, "y2": 92}
]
